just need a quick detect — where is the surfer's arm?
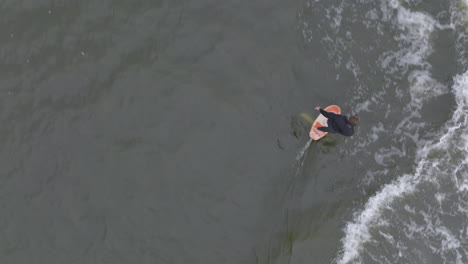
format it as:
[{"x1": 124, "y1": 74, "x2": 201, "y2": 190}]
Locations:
[
  {"x1": 319, "y1": 108, "x2": 336, "y2": 119},
  {"x1": 317, "y1": 126, "x2": 334, "y2": 133}
]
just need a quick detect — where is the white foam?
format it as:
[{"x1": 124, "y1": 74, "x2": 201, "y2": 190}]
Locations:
[
  {"x1": 435, "y1": 192, "x2": 445, "y2": 204},
  {"x1": 374, "y1": 146, "x2": 406, "y2": 166},
  {"x1": 336, "y1": 169, "x2": 422, "y2": 264},
  {"x1": 370, "y1": 123, "x2": 384, "y2": 142},
  {"x1": 462, "y1": 0, "x2": 468, "y2": 21},
  {"x1": 402, "y1": 219, "x2": 424, "y2": 239},
  {"x1": 330, "y1": 1, "x2": 344, "y2": 31},
  {"x1": 407, "y1": 70, "x2": 446, "y2": 108},
  {"x1": 336, "y1": 69, "x2": 468, "y2": 263},
  {"x1": 336, "y1": 0, "x2": 468, "y2": 258},
  {"x1": 354, "y1": 99, "x2": 370, "y2": 113},
  {"x1": 379, "y1": 231, "x2": 395, "y2": 244},
  {"x1": 453, "y1": 71, "x2": 468, "y2": 107},
  {"x1": 348, "y1": 14, "x2": 449, "y2": 181},
  {"x1": 459, "y1": 182, "x2": 468, "y2": 192},
  {"x1": 417, "y1": 210, "x2": 465, "y2": 261},
  {"x1": 346, "y1": 58, "x2": 361, "y2": 79},
  {"x1": 361, "y1": 169, "x2": 389, "y2": 186},
  {"x1": 380, "y1": 8, "x2": 437, "y2": 71},
  {"x1": 436, "y1": 226, "x2": 461, "y2": 251},
  {"x1": 336, "y1": 11, "x2": 468, "y2": 264},
  {"x1": 376, "y1": 0, "x2": 448, "y2": 147}
]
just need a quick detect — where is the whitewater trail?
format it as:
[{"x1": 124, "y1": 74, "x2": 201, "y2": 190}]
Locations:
[
  {"x1": 296, "y1": 138, "x2": 312, "y2": 162},
  {"x1": 294, "y1": 138, "x2": 313, "y2": 177}
]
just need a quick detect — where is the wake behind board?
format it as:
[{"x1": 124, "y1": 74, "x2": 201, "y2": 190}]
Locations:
[{"x1": 309, "y1": 105, "x2": 341, "y2": 140}]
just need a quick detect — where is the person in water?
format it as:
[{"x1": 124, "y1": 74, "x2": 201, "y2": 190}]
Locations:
[{"x1": 314, "y1": 106, "x2": 359, "y2": 136}]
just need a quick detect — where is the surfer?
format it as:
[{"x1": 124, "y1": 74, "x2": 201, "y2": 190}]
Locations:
[{"x1": 314, "y1": 106, "x2": 359, "y2": 136}]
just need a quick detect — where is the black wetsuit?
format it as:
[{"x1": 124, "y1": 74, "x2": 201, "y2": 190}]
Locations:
[{"x1": 317, "y1": 108, "x2": 354, "y2": 136}]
